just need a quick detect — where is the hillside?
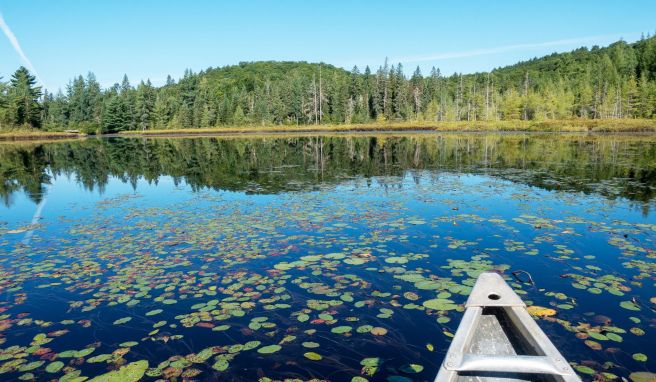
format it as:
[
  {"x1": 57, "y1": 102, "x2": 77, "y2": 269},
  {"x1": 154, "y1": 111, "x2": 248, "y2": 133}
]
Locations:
[
  {"x1": 489, "y1": 37, "x2": 654, "y2": 92},
  {"x1": 1, "y1": 36, "x2": 655, "y2": 133}
]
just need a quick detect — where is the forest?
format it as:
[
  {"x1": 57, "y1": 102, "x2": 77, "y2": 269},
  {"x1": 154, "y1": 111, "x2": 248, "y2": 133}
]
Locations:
[{"x1": 1, "y1": 35, "x2": 656, "y2": 133}]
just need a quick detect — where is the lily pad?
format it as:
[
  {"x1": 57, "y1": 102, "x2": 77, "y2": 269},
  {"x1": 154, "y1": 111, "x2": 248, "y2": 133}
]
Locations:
[
  {"x1": 423, "y1": 298, "x2": 458, "y2": 311},
  {"x1": 212, "y1": 359, "x2": 229, "y2": 371},
  {"x1": 304, "y1": 352, "x2": 322, "y2": 360},
  {"x1": 633, "y1": 353, "x2": 648, "y2": 362},
  {"x1": 88, "y1": 360, "x2": 148, "y2": 382},
  {"x1": 620, "y1": 301, "x2": 641, "y2": 311},
  {"x1": 526, "y1": 306, "x2": 556, "y2": 317},
  {"x1": 113, "y1": 316, "x2": 132, "y2": 325},
  {"x1": 45, "y1": 361, "x2": 65, "y2": 373},
  {"x1": 257, "y1": 345, "x2": 282, "y2": 354},
  {"x1": 400, "y1": 363, "x2": 424, "y2": 373},
  {"x1": 331, "y1": 326, "x2": 352, "y2": 334},
  {"x1": 385, "y1": 257, "x2": 408, "y2": 264},
  {"x1": 630, "y1": 372, "x2": 656, "y2": 382}
]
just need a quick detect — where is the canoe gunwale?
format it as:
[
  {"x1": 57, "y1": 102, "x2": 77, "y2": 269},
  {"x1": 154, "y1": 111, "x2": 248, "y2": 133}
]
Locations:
[{"x1": 434, "y1": 272, "x2": 581, "y2": 382}]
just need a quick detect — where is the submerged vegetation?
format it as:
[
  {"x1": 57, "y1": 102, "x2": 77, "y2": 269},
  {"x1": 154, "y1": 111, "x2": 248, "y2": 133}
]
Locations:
[
  {"x1": 0, "y1": 134, "x2": 655, "y2": 381},
  {"x1": 1, "y1": 36, "x2": 656, "y2": 133}
]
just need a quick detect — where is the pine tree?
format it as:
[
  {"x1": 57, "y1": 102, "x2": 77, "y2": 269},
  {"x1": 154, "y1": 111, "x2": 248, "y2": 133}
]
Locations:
[
  {"x1": 623, "y1": 74, "x2": 639, "y2": 117},
  {"x1": 102, "y1": 96, "x2": 128, "y2": 133},
  {"x1": 0, "y1": 77, "x2": 7, "y2": 129},
  {"x1": 410, "y1": 66, "x2": 423, "y2": 119},
  {"x1": 8, "y1": 67, "x2": 42, "y2": 128},
  {"x1": 86, "y1": 73, "x2": 102, "y2": 123},
  {"x1": 135, "y1": 80, "x2": 156, "y2": 130},
  {"x1": 67, "y1": 75, "x2": 86, "y2": 125}
]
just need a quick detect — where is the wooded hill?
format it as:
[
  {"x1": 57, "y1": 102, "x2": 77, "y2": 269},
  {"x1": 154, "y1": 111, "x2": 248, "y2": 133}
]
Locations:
[{"x1": 1, "y1": 35, "x2": 655, "y2": 133}]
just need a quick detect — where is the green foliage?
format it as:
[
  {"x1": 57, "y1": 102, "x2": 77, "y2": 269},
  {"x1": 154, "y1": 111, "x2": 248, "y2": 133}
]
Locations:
[
  {"x1": 3, "y1": 36, "x2": 656, "y2": 132},
  {"x1": 4, "y1": 67, "x2": 42, "y2": 128}
]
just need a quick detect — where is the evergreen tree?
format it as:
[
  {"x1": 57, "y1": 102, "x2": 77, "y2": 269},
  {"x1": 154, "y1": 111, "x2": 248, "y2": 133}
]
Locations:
[
  {"x1": 86, "y1": 73, "x2": 102, "y2": 123},
  {"x1": 102, "y1": 96, "x2": 128, "y2": 133},
  {"x1": 67, "y1": 75, "x2": 86, "y2": 125},
  {"x1": 0, "y1": 77, "x2": 7, "y2": 128},
  {"x1": 135, "y1": 80, "x2": 156, "y2": 130},
  {"x1": 7, "y1": 67, "x2": 42, "y2": 128}
]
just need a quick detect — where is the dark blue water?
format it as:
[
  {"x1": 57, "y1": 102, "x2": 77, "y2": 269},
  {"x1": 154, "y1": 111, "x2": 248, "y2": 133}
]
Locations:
[{"x1": 0, "y1": 134, "x2": 654, "y2": 381}]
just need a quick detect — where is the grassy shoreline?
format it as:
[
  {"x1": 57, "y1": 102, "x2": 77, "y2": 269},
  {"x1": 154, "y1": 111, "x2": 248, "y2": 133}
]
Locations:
[
  {"x1": 1, "y1": 119, "x2": 655, "y2": 141},
  {"x1": 0, "y1": 130, "x2": 86, "y2": 141},
  {"x1": 119, "y1": 119, "x2": 656, "y2": 136}
]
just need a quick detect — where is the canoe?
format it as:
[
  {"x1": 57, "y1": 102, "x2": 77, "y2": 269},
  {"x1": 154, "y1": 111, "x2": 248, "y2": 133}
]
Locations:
[{"x1": 435, "y1": 272, "x2": 581, "y2": 382}]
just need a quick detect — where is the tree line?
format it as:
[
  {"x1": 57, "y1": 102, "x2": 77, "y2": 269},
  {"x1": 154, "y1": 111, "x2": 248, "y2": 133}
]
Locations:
[{"x1": 1, "y1": 35, "x2": 656, "y2": 133}]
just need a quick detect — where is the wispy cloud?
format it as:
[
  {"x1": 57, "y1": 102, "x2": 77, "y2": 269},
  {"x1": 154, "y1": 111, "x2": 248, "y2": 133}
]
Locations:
[
  {"x1": 392, "y1": 34, "x2": 626, "y2": 64},
  {"x1": 0, "y1": 11, "x2": 44, "y2": 86}
]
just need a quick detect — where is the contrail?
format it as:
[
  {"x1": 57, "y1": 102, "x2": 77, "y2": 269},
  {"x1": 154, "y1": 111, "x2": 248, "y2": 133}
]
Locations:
[
  {"x1": 0, "y1": 11, "x2": 44, "y2": 86},
  {"x1": 392, "y1": 34, "x2": 630, "y2": 64},
  {"x1": 21, "y1": 186, "x2": 49, "y2": 246}
]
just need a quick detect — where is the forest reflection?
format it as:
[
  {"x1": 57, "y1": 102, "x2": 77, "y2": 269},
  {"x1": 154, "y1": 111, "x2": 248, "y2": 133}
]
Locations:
[{"x1": 2, "y1": 133, "x2": 656, "y2": 213}]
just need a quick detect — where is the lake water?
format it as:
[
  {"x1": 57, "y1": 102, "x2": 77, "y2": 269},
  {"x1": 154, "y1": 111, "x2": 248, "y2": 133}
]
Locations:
[{"x1": 0, "y1": 133, "x2": 655, "y2": 382}]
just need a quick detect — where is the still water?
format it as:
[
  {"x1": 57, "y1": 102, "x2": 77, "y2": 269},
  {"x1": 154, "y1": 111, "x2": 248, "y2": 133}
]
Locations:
[{"x1": 0, "y1": 133, "x2": 655, "y2": 382}]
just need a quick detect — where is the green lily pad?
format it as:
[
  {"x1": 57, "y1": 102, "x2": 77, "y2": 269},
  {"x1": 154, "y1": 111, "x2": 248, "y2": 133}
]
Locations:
[
  {"x1": 257, "y1": 345, "x2": 281, "y2": 354},
  {"x1": 18, "y1": 361, "x2": 44, "y2": 372},
  {"x1": 633, "y1": 353, "x2": 648, "y2": 362},
  {"x1": 113, "y1": 316, "x2": 132, "y2": 325},
  {"x1": 331, "y1": 326, "x2": 352, "y2": 334},
  {"x1": 88, "y1": 360, "x2": 148, "y2": 382},
  {"x1": 360, "y1": 357, "x2": 381, "y2": 367},
  {"x1": 423, "y1": 298, "x2": 458, "y2": 311},
  {"x1": 357, "y1": 325, "x2": 373, "y2": 333},
  {"x1": 212, "y1": 359, "x2": 229, "y2": 371},
  {"x1": 385, "y1": 257, "x2": 408, "y2": 264},
  {"x1": 574, "y1": 365, "x2": 595, "y2": 375},
  {"x1": 400, "y1": 363, "x2": 424, "y2": 373},
  {"x1": 304, "y1": 352, "x2": 322, "y2": 360},
  {"x1": 606, "y1": 332, "x2": 622, "y2": 342},
  {"x1": 587, "y1": 331, "x2": 608, "y2": 341},
  {"x1": 87, "y1": 354, "x2": 113, "y2": 363},
  {"x1": 620, "y1": 301, "x2": 641, "y2": 311},
  {"x1": 45, "y1": 361, "x2": 65, "y2": 373}
]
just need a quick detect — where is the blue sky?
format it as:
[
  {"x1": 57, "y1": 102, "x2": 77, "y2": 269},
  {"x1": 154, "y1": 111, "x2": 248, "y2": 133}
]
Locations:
[{"x1": 1, "y1": 0, "x2": 655, "y2": 92}]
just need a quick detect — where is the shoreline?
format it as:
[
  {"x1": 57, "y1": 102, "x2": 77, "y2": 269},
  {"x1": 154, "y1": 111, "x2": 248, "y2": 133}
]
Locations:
[
  {"x1": 0, "y1": 131, "x2": 86, "y2": 141},
  {"x1": 2, "y1": 119, "x2": 656, "y2": 141}
]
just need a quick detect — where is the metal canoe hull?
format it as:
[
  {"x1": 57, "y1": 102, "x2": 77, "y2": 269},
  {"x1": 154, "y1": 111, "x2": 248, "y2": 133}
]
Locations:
[{"x1": 435, "y1": 272, "x2": 581, "y2": 382}]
